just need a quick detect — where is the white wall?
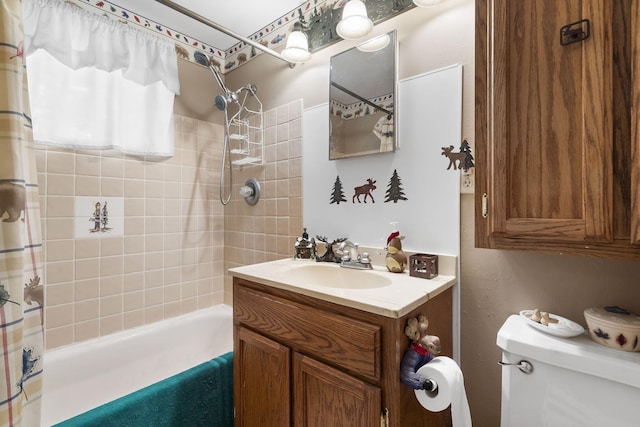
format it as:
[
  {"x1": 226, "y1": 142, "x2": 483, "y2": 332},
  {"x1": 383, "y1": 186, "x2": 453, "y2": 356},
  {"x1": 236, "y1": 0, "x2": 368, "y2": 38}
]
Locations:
[{"x1": 302, "y1": 65, "x2": 462, "y2": 256}]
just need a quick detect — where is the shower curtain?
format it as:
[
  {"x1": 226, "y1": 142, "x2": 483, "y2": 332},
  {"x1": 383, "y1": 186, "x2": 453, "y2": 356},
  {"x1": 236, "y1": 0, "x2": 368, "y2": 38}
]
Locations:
[{"x1": 0, "y1": 1, "x2": 45, "y2": 426}]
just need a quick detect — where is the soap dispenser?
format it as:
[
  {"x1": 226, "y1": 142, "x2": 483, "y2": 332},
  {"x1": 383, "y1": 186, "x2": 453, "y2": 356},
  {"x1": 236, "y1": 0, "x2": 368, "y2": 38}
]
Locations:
[{"x1": 385, "y1": 223, "x2": 407, "y2": 273}]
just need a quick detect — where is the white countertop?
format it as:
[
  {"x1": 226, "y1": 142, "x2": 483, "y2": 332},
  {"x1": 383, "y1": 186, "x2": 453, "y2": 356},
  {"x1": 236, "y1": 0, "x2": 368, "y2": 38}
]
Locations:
[{"x1": 229, "y1": 258, "x2": 457, "y2": 318}]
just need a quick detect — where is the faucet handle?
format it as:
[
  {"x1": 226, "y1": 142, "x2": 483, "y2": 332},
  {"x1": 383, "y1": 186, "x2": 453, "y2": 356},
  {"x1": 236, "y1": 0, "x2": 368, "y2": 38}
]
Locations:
[{"x1": 360, "y1": 252, "x2": 371, "y2": 264}]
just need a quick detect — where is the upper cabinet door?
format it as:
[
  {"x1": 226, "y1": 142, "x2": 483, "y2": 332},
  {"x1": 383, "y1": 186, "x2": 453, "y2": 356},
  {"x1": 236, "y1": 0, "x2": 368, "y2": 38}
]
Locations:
[
  {"x1": 632, "y1": 1, "x2": 640, "y2": 245},
  {"x1": 480, "y1": 0, "x2": 613, "y2": 242},
  {"x1": 472, "y1": 0, "x2": 640, "y2": 259}
]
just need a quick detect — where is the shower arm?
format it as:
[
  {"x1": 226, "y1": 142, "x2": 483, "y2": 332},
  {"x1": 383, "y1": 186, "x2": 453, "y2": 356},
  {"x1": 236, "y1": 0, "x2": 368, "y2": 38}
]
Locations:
[{"x1": 154, "y1": 0, "x2": 296, "y2": 69}]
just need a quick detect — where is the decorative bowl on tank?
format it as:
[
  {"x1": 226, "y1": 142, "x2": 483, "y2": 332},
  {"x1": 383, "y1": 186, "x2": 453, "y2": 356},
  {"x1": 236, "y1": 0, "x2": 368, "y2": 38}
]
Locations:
[{"x1": 584, "y1": 306, "x2": 640, "y2": 352}]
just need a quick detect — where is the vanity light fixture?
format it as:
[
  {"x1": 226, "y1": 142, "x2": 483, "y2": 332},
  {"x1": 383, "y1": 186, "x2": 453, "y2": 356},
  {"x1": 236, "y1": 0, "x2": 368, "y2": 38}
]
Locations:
[
  {"x1": 413, "y1": 0, "x2": 445, "y2": 7},
  {"x1": 336, "y1": 0, "x2": 373, "y2": 40},
  {"x1": 281, "y1": 23, "x2": 312, "y2": 63},
  {"x1": 356, "y1": 33, "x2": 391, "y2": 52}
]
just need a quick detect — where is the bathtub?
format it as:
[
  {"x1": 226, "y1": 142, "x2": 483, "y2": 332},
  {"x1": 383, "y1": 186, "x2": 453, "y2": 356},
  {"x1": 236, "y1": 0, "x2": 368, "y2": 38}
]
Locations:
[{"x1": 42, "y1": 305, "x2": 233, "y2": 426}]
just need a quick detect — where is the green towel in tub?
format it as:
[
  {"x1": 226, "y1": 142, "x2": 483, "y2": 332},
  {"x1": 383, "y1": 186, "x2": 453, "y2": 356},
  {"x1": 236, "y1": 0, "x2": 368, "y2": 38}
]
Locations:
[{"x1": 55, "y1": 352, "x2": 233, "y2": 427}]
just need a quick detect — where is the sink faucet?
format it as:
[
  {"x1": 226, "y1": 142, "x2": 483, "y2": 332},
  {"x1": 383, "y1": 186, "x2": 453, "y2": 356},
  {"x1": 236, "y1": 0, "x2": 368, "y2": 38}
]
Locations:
[{"x1": 338, "y1": 240, "x2": 372, "y2": 270}]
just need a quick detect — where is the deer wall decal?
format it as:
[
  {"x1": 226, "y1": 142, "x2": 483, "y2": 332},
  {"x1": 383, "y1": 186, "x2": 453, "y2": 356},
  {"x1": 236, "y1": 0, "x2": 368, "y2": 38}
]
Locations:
[{"x1": 353, "y1": 178, "x2": 377, "y2": 203}]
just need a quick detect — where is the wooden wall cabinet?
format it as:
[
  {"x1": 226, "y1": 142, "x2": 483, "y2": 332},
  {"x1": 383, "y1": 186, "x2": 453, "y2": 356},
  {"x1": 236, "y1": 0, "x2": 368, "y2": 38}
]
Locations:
[
  {"x1": 475, "y1": 0, "x2": 640, "y2": 259},
  {"x1": 233, "y1": 278, "x2": 453, "y2": 427}
]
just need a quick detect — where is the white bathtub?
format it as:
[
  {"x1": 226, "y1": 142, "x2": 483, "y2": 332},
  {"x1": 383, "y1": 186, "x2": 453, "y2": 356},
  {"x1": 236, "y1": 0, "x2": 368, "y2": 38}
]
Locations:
[{"x1": 42, "y1": 305, "x2": 233, "y2": 426}]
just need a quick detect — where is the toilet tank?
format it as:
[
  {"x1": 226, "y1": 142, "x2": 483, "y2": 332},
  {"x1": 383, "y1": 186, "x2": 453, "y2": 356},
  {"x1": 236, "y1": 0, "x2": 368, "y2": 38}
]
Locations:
[{"x1": 497, "y1": 314, "x2": 640, "y2": 427}]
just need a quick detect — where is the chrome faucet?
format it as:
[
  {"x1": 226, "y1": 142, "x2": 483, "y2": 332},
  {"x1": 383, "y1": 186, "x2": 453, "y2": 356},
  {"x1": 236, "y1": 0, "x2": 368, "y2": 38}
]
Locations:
[{"x1": 338, "y1": 240, "x2": 372, "y2": 270}]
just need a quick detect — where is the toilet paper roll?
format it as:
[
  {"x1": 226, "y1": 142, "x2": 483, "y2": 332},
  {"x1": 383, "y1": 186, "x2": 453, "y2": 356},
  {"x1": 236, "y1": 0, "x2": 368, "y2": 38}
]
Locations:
[{"x1": 414, "y1": 356, "x2": 472, "y2": 427}]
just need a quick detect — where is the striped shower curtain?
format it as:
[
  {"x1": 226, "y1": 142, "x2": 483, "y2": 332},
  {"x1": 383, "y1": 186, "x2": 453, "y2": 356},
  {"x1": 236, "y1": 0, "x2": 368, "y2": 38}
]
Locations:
[{"x1": 0, "y1": 1, "x2": 45, "y2": 426}]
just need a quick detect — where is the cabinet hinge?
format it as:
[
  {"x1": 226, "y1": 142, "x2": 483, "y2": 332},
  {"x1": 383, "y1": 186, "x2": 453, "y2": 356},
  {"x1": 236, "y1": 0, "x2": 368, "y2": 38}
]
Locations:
[
  {"x1": 482, "y1": 193, "x2": 488, "y2": 218},
  {"x1": 380, "y1": 408, "x2": 389, "y2": 427}
]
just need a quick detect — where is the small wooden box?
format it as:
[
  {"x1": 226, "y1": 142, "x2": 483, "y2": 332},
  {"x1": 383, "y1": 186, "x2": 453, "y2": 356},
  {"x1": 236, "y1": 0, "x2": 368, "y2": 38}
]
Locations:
[{"x1": 409, "y1": 253, "x2": 438, "y2": 279}]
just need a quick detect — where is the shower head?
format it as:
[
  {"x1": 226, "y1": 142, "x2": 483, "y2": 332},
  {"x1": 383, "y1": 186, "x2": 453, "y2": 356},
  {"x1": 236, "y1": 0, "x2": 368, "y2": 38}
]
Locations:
[
  {"x1": 194, "y1": 51, "x2": 235, "y2": 102},
  {"x1": 193, "y1": 51, "x2": 211, "y2": 67}
]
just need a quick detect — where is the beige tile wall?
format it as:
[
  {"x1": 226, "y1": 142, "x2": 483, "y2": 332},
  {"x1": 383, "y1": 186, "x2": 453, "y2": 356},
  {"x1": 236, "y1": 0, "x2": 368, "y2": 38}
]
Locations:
[
  {"x1": 38, "y1": 115, "x2": 226, "y2": 349},
  {"x1": 39, "y1": 99, "x2": 302, "y2": 349},
  {"x1": 223, "y1": 99, "x2": 304, "y2": 301}
]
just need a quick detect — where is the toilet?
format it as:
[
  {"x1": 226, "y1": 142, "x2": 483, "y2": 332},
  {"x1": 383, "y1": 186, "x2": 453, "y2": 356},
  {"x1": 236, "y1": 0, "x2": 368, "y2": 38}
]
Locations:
[{"x1": 497, "y1": 314, "x2": 640, "y2": 427}]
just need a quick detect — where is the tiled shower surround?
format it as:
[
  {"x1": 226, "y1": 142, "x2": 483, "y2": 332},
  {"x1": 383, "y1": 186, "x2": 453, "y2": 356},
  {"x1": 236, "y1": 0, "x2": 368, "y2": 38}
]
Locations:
[
  {"x1": 223, "y1": 100, "x2": 303, "y2": 292},
  {"x1": 38, "y1": 99, "x2": 302, "y2": 349}
]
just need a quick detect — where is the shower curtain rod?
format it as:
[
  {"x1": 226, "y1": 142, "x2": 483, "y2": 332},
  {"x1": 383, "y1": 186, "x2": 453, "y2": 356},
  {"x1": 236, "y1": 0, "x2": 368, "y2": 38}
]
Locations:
[{"x1": 154, "y1": 0, "x2": 296, "y2": 68}]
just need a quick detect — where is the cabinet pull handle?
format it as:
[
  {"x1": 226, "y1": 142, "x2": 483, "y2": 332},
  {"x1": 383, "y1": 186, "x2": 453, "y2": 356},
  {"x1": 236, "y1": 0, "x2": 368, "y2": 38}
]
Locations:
[
  {"x1": 380, "y1": 408, "x2": 389, "y2": 427},
  {"x1": 482, "y1": 193, "x2": 488, "y2": 218},
  {"x1": 560, "y1": 19, "x2": 590, "y2": 46}
]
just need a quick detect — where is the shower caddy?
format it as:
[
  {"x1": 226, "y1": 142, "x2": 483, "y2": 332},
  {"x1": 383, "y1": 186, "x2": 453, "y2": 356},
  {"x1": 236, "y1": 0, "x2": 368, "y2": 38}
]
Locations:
[{"x1": 229, "y1": 90, "x2": 263, "y2": 166}]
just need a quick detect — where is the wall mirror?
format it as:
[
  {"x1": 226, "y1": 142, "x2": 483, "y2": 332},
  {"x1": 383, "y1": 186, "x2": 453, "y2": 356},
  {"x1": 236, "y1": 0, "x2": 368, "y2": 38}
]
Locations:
[{"x1": 329, "y1": 31, "x2": 397, "y2": 160}]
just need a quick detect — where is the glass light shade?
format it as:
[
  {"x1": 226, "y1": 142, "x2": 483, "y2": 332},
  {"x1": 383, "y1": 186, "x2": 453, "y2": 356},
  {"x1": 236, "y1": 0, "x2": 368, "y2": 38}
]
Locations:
[
  {"x1": 336, "y1": 0, "x2": 373, "y2": 40},
  {"x1": 281, "y1": 30, "x2": 311, "y2": 63},
  {"x1": 413, "y1": 0, "x2": 445, "y2": 6},
  {"x1": 356, "y1": 33, "x2": 390, "y2": 52}
]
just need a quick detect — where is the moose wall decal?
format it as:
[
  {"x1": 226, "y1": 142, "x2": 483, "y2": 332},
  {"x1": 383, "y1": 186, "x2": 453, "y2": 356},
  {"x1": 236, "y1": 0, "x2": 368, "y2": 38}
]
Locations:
[
  {"x1": 441, "y1": 145, "x2": 467, "y2": 170},
  {"x1": 442, "y1": 139, "x2": 474, "y2": 172},
  {"x1": 353, "y1": 178, "x2": 377, "y2": 203}
]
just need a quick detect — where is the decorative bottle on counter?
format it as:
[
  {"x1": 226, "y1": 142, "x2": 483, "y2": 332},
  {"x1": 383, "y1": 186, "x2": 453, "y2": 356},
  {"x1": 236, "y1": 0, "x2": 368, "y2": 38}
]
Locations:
[{"x1": 385, "y1": 230, "x2": 407, "y2": 273}]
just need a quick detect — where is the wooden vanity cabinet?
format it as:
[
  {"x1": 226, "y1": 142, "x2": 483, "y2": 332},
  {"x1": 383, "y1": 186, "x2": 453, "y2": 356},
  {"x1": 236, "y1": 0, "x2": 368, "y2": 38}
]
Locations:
[
  {"x1": 233, "y1": 278, "x2": 453, "y2": 427},
  {"x1": 475, "y1": 0, "x2": 640, "y2": 259}
]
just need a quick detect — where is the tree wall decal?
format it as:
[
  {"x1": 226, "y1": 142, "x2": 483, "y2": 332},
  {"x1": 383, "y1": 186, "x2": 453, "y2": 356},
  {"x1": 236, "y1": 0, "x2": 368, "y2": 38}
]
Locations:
[
  {"x1": 384, "y1": 169, "x2": 408, "y2": 203},
  {"x1": 459, "y1": 138, "x2": 475, "y2": 171},
  {"x1": 330, "y1": 175, "x2": 347, "y2": 204}
]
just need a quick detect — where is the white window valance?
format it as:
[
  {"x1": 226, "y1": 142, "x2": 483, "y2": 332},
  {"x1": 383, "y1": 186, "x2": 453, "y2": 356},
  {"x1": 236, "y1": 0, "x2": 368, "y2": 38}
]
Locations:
[
  {"x1": 22, "y1": 0, "x2": 180, "y2": 157},
  {"x1": 22, "y1": 0, "x2": 179, "y2": 94}
]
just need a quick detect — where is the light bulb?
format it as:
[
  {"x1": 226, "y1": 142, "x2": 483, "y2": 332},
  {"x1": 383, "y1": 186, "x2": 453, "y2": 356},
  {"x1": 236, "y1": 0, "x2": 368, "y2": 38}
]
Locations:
[
  {"x1": 413, "y1": 0, "x2": 445, "y2": 7},
  {"x1": 281, "y1": 30, "x2": 311, "y2": 63},
  {"x1": 336, "y1": 0, "x2": 373, "y2": 40}
]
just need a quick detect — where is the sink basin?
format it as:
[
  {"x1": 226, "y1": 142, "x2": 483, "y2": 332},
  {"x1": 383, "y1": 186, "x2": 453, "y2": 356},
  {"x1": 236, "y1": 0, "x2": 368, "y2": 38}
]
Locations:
[{"x1": 281, "y1": 263, "x2": 392, "y2": 289}]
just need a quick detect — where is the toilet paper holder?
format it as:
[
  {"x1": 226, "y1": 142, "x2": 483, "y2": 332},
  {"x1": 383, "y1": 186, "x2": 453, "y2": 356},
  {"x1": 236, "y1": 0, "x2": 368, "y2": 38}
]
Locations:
[
  {"x1": 423, "y1": 378, "x2": 438, "y2": 394},
  {"x1": 400, "y1": 314, "x2": 442, "y2": 390}
]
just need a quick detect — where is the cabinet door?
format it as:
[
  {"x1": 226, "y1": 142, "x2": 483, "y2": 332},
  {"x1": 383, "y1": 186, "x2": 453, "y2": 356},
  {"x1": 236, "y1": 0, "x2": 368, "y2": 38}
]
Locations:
[
  {"x1": 235, "y1": 327, "x2": 290, "y2": 427},
  {"x1": 476, "y1": 0, "x2": 614, "y2": 246},
  {"x1": 293, "y1": 353, "x2": 381, "y2": 427},
  {"x1": 632, "y1": 1, "x2": 640, "y2": 245}
]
